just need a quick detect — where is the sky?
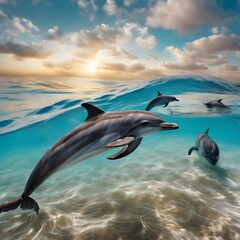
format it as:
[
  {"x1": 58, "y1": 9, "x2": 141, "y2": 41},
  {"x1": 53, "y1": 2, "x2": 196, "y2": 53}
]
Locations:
[{"x1": 0, "y1": 0, "x2": 240, "y2": 81}]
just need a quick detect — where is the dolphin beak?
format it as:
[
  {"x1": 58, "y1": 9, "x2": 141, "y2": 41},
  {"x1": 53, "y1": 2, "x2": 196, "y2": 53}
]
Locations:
[
  {"x1": 175, "y1": 99, "x2": 179, "y2": 101},
  {"x1": 160, "y1": 122, "x2": 179, "y2": 130},
  {"x1": 207, "y1": 157, "x2": 218, "y2": 166}
]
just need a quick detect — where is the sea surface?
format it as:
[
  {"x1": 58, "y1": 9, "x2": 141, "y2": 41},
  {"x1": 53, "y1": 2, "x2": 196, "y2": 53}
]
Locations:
[{"x1": 0, "y1": 76, "x2": 240, "y2": 240}]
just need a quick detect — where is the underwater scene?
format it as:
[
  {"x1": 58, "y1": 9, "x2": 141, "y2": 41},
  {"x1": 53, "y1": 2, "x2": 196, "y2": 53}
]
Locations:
[{"x1": 0, "y1": 76, "x2": 240, "y2": 240}]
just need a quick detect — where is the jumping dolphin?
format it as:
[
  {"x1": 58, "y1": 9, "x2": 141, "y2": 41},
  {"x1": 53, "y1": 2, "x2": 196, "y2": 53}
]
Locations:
[
  {"x1": 204, "y1": 99, "x2": 229, "y2": 109},
  {"x1": 188, "y1": 128, "x2": 220, "y2": 165},
  {"x1": 0, "y1": 103, "x2": 179, "y2": 215},
  {"x1": 145, "y1": 91, "x2": 179, "y2": 111}
]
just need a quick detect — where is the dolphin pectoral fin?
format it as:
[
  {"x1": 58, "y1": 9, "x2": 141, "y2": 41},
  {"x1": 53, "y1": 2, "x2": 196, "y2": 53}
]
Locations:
[
  {"x1": 163, "y1": 103, "x2": 169, "y2": 108},
  {"x1": 218, "y1": 99, "x2": 222, "y2": 102},
  {"x1": 20, "y1": 196, "x2": 39, "y2": 215},
  {"x1": 188, "y1": 146, "x2": 198, "y2": 155},
  {"x1": 81, "y1": 103, "x2": 105, "y2": 121},
  {"x1": 157, "y1": 91, "x2": 162, "y2": 96},
  {"x1": 105, "y1": 136, "x2": 135, "y2": 148},
  {"x1": 107, "y1": 138, "x2": 143, "y2": 160}
]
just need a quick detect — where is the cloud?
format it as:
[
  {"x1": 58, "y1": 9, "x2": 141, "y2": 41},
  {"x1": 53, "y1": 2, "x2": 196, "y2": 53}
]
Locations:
[
  {"x1": 77, "y1": 0, "x2": 88, "y2": 8},
  {"x1": 102, "y1": 0, "x2": 148, "y2": 22},
  {"x1": 135, "y1": 35, "x2": 157, "y2": 49},
  {"x1": 146, "y1": 54, "x2": 158, "y2": 61},
  {"x1": 105, "y1": 48, "x2": 138, "y2": 59},
  {"x1": 102, "y1": 62, "x2": 146, "y2": 72},
  {"x1": 123, "y1": 23, "x2": 157, "y2": 49},
  {"x1": 211, "y1": 26, "x2": 228, "y2": 35},
  {"x1": 9, "y1": 16, "x2": 39, "y2": 35},
  {"x1": 43, "y1": 59, "x2": 76, "y2": 74},
  {"x1": 220, "y1": 64, "x2": 239, "y2": 72},
  {"x1": 162, "y1": 62, "x2": 207, "y2": 71},
  {"x1": 102, "y1": 62, "x2": 164, "y2": 80},
  {"x1": 77, "y1": 0, "x2": 97, "y2": 10},
  {"x1": 103, "y1": 0, "x2": 119, "y2": 16},
  {"x1": 77, "y1": 0, "x2": 98, "y2": 20},
  {"x1": 97, "y1": 61, "x2": 163, "y2": 80},
  {"x1": 69, "y1": 23, "x2": 157, "y2": 53},
  {"x1": 124, "y1": 0, "x2": 137, "y2": 7},
  {"x1": 70, "y1": 23, "x2": 129, "y2": 50},
  {"x1": 0, "y1": 14, "x2": 39, "y2": 37},
  {"x1": 0, "y1": 0, "x2": 10, "y2": 3},
  {"x1": 147, "y1": 0, "x2": 226, "y2": 32},
  {"x1": 0, "y1": 9, "x2": 7, "y2": 20},
  {"x1": 236, "y1": 51, "x2": 240, "y2": 58},
  {"x1": 166, "y1": 34, "x2": 240, "y2": 70},
  {"x1": 185, "y1": 34, "x2": 240, "y2": 53},
  {"x1": 46, "y1": 26, "x2": 62, "y2": 41},
  {"x1": 0, "y1": 39, "x2": 51, "y2": 59},
  {"x1": 161, "y1": 34, "x2": 240, "y2": 79},
  {"x1": 166, "y1": 45, "x2": 227, "y2": 66}
]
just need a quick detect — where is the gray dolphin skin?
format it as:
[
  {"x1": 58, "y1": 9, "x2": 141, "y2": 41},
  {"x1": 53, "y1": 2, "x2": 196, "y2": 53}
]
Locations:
[
  {"x1": 0, "y1": 103, "x2": 179, "y2": 215},
  {"x1": 145, "y1": 91, "x2": 179, "y2": 111},
  {"x1": 188, "y1": 128, "x2": 220, "y2": 166},
  {"x1": 204, "y1": 99, "x2": 229, "y2": 109}
]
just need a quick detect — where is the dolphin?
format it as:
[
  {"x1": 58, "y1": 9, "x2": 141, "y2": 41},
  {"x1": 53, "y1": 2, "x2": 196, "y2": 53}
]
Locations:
[
  {"x1": 0, "y1": 103, "x2": 179, "y2": 215},
  {"x1": 145, "y1": 91, "x2": 179, "y2": 111},
  {"x1": 188, "y1": 128, "x2": 220, "y2": 165},
  {"x1": 204, "y1": 99, "x2": 229, "y2": 109}
]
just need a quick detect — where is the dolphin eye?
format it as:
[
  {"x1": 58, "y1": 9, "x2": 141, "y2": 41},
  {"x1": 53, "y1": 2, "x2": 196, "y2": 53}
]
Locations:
[{"x1": 141, "y1": 120, "x2": 149, "y2": 125}]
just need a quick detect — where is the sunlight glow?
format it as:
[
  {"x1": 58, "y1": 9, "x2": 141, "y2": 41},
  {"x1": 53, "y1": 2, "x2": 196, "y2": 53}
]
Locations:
[{"x1": 86, "y1": 61, "x2": 97, "y2": 74}]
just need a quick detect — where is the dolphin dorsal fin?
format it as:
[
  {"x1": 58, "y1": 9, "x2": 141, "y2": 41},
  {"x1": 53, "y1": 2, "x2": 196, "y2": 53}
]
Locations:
[
  {"x1": 81, "y1": 103, "x2": 105, "y2": 121},
  {"x1": 157, "y1": 91, "x2": 162, "y2": 96},
  {"x1": 205, "y1": 128, "x2": 210, "y2": 134},
  {"x1": 218, "y1": 99, "x2": 222, "y2": 102}
]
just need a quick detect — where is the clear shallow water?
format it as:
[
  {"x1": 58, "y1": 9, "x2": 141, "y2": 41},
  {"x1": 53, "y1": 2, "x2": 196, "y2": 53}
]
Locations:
[{"x1": 0, "y1": 76, "x2": 240, "y2": 240}]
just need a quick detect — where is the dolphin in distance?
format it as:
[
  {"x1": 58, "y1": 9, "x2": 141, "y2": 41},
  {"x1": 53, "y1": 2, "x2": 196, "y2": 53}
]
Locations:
[
  {"x1": 204, "y1": 99, "x2": 229, "y2": 109},
  {"x1": 145, "y1": 91, "x2": 179, "y2": 111},
  {"x1": 0, "y1": 103, "x2": 179, "y2": 215},
  {"x1": 188, "y1": 128, "x2": 220, "y2": 165}
]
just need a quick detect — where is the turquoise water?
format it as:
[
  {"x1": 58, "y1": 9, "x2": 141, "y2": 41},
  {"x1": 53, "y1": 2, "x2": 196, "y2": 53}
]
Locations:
[{"x1": 0, "y1": 76, "x2": 240, "y2": 239}]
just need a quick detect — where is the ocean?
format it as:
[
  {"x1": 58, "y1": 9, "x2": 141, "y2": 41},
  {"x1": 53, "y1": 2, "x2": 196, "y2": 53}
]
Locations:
[{"x1": 0, "y1": 76, "x2": 240, "y2": 240}]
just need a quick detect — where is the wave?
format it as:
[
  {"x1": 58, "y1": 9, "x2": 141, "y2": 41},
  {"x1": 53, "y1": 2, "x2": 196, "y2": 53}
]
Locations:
[{"x1": 0, "y1": 76, "x2": 239, "y2": 135}]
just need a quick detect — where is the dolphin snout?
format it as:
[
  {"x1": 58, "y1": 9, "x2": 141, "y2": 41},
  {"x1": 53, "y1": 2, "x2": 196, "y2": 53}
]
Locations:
[{"x1": 160, "y1": 122, "x2": 179, "y2": 130}]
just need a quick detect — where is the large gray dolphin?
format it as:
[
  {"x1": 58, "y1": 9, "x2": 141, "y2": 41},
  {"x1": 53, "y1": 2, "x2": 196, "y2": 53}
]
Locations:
[
  {"x1": 145, "y1": 91, "x2": 179, "y2": 111},
  {"x1": 188, "y1": 128, "x2": 220, "y2": 165},
  {"x1": 0, "y1": 103, "x2": 179, "y2": 215},
  {"x1": 204, "y1": 99, "x2": 229, "y2": 109}
]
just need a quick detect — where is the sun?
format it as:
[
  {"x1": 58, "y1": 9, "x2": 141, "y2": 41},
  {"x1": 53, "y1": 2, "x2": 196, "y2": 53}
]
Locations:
[{"x1": 86, "y1": 61, "x2": 97, "y2": 74}]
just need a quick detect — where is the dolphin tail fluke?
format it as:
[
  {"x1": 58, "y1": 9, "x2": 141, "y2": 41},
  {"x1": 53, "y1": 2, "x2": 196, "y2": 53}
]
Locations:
[
  {"x1": 188, "y1": 146, "x2": 198, "y2": 155},
  {"x1": 0, "y1": 196, "x2": 39, "y2": 215},
  {"x1": 20, "y1": 196, "x2": 39, "y2": 214},
  {"x1": 0, "y1": 197, "x2": 21, "y2": 213}
]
